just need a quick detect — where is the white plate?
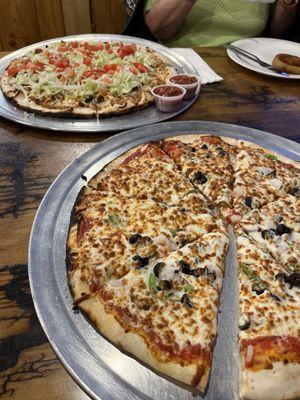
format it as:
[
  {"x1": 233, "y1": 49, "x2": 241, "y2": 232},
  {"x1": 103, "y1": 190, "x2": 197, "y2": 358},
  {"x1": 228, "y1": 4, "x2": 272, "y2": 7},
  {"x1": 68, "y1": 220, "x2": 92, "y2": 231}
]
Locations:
[{"x1": 227, "y1": 37, "x2": 300, "y2": 79}]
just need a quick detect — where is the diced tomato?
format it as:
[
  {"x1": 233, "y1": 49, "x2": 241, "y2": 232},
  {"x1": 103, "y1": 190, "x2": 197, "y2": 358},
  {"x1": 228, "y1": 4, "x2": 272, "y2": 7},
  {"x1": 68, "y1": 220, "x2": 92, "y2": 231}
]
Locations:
[
  {"x1": 34, "y1": 61, "x2": 45, "y2": 71},
  {"x1": 84, "y1": 57, "x2": 92, "y2": 66},
  {"x1": 105, "y1": 42, "x2": 111, "y2": 50},
  {"x1": 107, "y1": 48, "x2": 113, "y2": 55},
  {"x1": 103, "y1": 64, "x2": 119, "y2": 73},
  {"x1": 7, "y1": 66, "x2": 19, "y2": 77},
  {"x1": 97, "y1": 41, "x2": 104, "y2": 50},
  {"x1": 50, "y1": 59, "x2": 69, "y2": 69},
  {"x1": 133, "y1": 62, "x2": 148, "y2": 73},
  {"x1": 83, "y1": 70, "x2": 94, "y2": 78},
  {"x1": 70, "y1": 41, "x2": 79, "y2": 49},
  {"x1": 81, "y1": 69, "x2": 105, "y2": 80},
  {"x1": 118, "y1": 44, "x2": 136, "y2": 59},
  {"x1": 57, "y1": 45, "x2": 70, "y2": 52}
]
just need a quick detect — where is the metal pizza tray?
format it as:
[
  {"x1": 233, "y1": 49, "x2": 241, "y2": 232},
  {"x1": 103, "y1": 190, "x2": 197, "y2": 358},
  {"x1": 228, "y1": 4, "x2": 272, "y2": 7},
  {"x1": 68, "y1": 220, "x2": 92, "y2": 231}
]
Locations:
[
  {"x1": 0, "y1": 34, "x2": 199, "y2": 132},
  {"x1": 28, "y1": 121, "x2": 300, "y2": 400}
]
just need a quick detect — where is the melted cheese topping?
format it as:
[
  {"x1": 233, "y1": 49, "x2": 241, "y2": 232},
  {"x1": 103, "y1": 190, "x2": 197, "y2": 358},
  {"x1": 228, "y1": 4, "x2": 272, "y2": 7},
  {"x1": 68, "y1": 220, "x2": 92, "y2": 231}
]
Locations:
[
  {"x1": 90, "y1": 146, "x2": 207, "y2": 211},
  {"x1": 99, "y1": 231, "x2": 228, "y2": 353},
  {"x1": 162, "y1": 137, "x2": 236, "y2": 207},
  {"x1": 235, "y1": 195, "x2": 300, "y2": 269},
  {"x1": 237, "y1": 234, "x2": 300, "y2": 340},
  {"x1": 71, "y1": 191, "x2": 226, "y2": 292},
  {"x1": 233, "y1": 146, "x2": 300, "y2": 214}
]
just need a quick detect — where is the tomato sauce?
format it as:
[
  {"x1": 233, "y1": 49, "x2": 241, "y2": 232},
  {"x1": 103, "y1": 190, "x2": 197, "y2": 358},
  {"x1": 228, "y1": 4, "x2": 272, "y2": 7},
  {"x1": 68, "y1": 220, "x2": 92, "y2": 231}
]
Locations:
[
  {"x1": 170, "y1": 75, "x2": 198, "y2": 85},
  {"x1": 153, "y1": 85, "x2": 183, "y2": 97}
]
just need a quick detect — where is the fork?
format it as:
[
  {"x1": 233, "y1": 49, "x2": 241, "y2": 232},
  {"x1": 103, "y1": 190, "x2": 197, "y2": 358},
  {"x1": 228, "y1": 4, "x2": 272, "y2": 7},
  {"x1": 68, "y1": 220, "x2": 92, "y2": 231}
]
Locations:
[{"x1": 224, "y1": 44, "x2": 289, "y2": 76}]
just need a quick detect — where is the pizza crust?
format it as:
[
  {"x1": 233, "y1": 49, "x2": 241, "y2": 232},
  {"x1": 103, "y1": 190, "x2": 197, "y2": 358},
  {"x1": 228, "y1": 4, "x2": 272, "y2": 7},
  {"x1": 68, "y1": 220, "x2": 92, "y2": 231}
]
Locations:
[
  {"x1": 1, "y1": 75, "x2": 155, "y2": 118},
  {"x1": 0, "y1": 43, "x2": 176, "y2": 118},
  {"x1": 72, "y1": 293, "x2": 208, "y2": 393},
  {"x1": 240, "y1": 362, "x2": 300, "y2": 400}
]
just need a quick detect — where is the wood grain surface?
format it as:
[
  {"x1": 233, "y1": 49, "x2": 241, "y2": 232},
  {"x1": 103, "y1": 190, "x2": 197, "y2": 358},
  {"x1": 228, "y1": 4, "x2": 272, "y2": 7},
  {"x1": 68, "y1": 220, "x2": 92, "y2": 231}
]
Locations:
[
  {"x1": 0, "y1": 0, "x2": 126, "y2": 51},
  {"x1": 0, "y1": 47, "x2": 299, "y2": 400}
]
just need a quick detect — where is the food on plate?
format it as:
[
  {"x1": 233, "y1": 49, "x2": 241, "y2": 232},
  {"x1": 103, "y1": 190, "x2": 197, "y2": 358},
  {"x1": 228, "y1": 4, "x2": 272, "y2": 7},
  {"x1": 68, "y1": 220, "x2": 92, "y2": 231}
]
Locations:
[
  {"x1": 67, "y1": 135, "x2": 300, "y2": 399},
  {"x1": 169, "y1": 74, "x2": 200, "y2": 99},
  {"x1": 272, "y1": 53, "x2": 300, "y2": 75},
  {"x1": 231, "y1": 141, "x2": 300, "y2": 220},
  {"x1": 236, "y1": 233, "x2": 300, "y2": 400},
  {"x1": 151, "y1": 84, "x2": 186, "y2": 112},
  {"x1": 0, "y1": 39, "x2": 176, "y2": 118},
  {"x1": 161, "y1": 135, "x2": 236, "y2": 213}
]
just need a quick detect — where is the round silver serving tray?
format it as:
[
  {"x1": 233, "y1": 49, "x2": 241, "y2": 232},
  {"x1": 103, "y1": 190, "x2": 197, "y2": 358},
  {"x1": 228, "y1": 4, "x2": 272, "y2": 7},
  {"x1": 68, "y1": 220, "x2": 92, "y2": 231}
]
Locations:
[
  {"x1": 0, "y1": 34, "x2": 199, "y2": 132},
  {"x1": 29, "y1": 121, "x2": 300, "y2": 400}
]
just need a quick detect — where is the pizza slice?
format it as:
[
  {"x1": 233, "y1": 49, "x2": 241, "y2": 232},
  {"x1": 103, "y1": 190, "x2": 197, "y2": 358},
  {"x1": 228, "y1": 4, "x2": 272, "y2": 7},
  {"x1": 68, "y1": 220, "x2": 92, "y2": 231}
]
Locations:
[
  {"x1": 160, "y1": 135, "x2": 236, "y2": 212},
  {"x1": 67, "y1": 190, "x2": 226, "y2": 300},
  {"x1": 87, "y1": 143, "x2": 208, "y2": 212},
  {"x1": 235, "y1": 194, "x2": 300, "y2": 271},
  {"x1": 236, "y1": 233, "x2": 300, "y2": 400},
  {"x1": 69, "y1": 229, "x2": 228, "y2": 392},
  {"x1": 232, "y1": 142, "x2": 300, "y2": 220}
]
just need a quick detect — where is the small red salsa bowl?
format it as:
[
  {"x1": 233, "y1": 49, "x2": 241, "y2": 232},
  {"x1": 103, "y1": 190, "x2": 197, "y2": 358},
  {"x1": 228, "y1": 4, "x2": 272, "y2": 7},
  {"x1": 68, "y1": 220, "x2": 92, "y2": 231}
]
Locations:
[
  {"x1": 151, "y1": 85, "x2": 186, "y2": 113},
  {"x1": 168, "y1": 74, "x2": 200, "y2": 99}
]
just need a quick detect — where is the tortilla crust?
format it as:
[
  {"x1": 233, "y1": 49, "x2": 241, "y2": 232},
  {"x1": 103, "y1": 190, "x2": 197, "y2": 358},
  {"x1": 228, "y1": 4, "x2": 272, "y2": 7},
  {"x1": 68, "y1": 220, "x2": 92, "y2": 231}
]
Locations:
[
  {"x1": 240, "y1": 362, "x2": 300, "y2": 400},
  {"x1": 68, "y1": 277, "x2": 209, "y2": 392},
  {"x1": 1, "y1": 75, "x2": 155, "y2": 118}
]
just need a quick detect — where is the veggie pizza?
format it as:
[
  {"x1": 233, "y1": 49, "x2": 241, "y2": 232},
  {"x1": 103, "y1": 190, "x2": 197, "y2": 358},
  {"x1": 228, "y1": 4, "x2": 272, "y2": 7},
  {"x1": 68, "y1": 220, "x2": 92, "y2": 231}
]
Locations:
[
  {"x1": 0, "y1": 40, "x2": 175, "y2": 118},
  {"x1": 67, "y1": 135, "x2": 300, "y2": 400}
]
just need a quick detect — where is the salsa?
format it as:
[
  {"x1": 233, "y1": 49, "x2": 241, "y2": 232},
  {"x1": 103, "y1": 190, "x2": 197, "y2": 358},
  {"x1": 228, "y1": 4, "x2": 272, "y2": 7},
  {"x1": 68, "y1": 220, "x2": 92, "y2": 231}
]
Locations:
[
  {"x1": 170, "y1": 75, "x2": 198, "y2": 85},
  {"x1": 153, "y1": 85, "x2": 183, "y2": 97}
]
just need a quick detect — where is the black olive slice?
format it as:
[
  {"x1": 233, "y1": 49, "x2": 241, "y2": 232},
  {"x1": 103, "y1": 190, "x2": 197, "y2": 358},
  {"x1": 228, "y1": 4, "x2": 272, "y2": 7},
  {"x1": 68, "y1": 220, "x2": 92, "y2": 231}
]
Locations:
[
  {"x1": 181, "y1": 294, "x2": 193, "y2": 308},
  {"x1": 275, "y1": 272, "x2": 287, "y2": 281},
  {"x1": 179, "y1": 260, "x2": 191, "y2": 275},
  {"x1": 288, "y1": 187, "x2": 299, "y2": 196},
  {"x1": 275, "y1": 224, "x2": 292, "y2": 236},
  {"x1": 132, "y1": 255, "x2": 150, "y2": 268},
  {"x1": 261, "y1": 229, "x2": 276, "y2": 240},
  {"x1": 239, "y1": 316, "x2": 251, "y2": 330},
  {"x1": 245, "y1": 197, "x2": 252, "y2": 208},
  {"x1": 205, "y1": 154, "x2": 211, "y2": 158},
  {"x1": 84, "y1": 94, "x2": 94, "y2": 102},
  {"x1": 284, "y1": 272, "x2": 300, "y2": 288},
  {"x1": 252, "y1": 283, "x2": 265, "y2": 295},
  {"x1": 157, "y1": 280, "x2": 172, "y2": 290},
  {"x1": 129, "y1": 234, "x2": 142, "y2": 244},
  {"x1": 191, "y1": 147, "x2": 197, "y2": 152},
  {"x1": 193, "y1": 171, "x2": 208, "y2": 184},
  {"x1": 153, "y1": 262, "x2": 165, "y2": 278},
  {"x1": 201, "y1": 144, "x2": 208, "y2": 150}
]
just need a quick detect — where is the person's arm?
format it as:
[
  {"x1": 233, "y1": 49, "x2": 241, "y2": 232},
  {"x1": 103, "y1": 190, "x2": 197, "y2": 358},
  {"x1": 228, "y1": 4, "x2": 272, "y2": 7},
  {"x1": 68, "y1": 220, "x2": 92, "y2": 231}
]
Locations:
[
  {"x1": 144, "y1": 0, "x2": 196, "y2": 39},
  {"x1": 269, "y1": 0, "x2": 298, "y2": 37}
]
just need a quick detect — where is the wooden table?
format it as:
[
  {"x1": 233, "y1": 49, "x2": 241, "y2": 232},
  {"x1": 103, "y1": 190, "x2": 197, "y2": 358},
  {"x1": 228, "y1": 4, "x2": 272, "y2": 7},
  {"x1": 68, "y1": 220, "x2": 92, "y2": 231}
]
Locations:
[{"x1": 1, "y1": 47, "x2": 299, "y2": 400}]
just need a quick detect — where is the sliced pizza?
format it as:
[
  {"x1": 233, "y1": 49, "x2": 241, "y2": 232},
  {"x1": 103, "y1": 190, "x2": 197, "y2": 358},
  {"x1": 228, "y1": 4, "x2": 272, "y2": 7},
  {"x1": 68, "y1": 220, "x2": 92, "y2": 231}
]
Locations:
[
  {"x1": 232, "y1": 142, "x2": 300, "y2": 219},
  {"x1": 87, "y1": 143, "x2": 208, "y2": 211},
  {"x1": 236, "y1": 233, "x2": 300, "y2": 400},
  {"x1": 67, "y1": 190, "x2": 226, "y2": 300},
  {"x1": 161, "y1": 135, "x2": 236, "y2": 211},
  {"x1": 235, "y1": 194, "x2": 300, "y2": 271},
  {"x1": 69, "y1": 230, "x2": 228, "y2": 392},
  {"x1": 1, "y1": 40, "x2": 175, "y2": 117}
]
